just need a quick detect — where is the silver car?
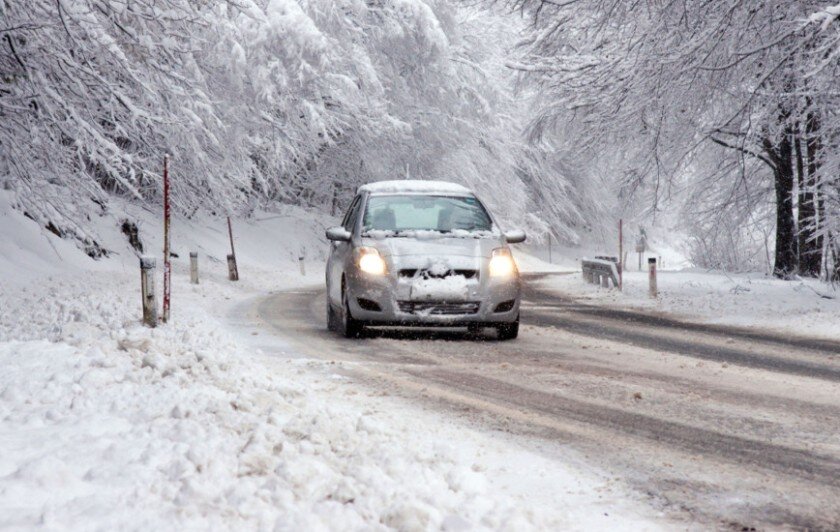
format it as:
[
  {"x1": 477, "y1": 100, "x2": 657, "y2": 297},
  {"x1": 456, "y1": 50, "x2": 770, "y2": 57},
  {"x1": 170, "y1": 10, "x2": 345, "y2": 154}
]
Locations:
[{"x1": 325, "y1": 180, "x2": 526, "y2": 339}]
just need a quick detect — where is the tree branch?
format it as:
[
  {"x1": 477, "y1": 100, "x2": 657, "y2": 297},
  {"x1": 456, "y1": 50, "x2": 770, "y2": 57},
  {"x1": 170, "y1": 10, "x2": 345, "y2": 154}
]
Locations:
[{"x1": 710, "y1": 136, "x2": 776, "y2": 170}]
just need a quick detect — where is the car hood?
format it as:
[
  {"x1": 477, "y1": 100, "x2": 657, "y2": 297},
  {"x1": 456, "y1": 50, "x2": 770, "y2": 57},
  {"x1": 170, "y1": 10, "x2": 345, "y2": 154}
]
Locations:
[{"x1": 363, "y1": 235, "x2": 501, "y2": 259}]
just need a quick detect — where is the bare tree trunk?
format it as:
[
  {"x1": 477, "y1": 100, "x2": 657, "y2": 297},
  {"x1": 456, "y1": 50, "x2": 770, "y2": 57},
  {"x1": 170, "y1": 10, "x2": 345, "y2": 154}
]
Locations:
[
  {"x1": 764, "y1": 130, "x2": 797, "y2": 279},
  {"x1": 800, "y1": 110, "x2": 823, "y2": 277},
  {"x1": 794, "y1": 129, "x2": 804, "y2": 271}
]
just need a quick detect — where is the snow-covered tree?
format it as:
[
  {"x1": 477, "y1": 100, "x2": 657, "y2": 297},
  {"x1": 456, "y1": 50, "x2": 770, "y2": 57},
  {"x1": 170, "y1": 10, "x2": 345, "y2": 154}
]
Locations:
[
  {"x1": 1, "y1": 0, "x2": 583, "y2": 253},
  {"x1": 498, "y1": 0, "x2": 840, "y2": 279}
]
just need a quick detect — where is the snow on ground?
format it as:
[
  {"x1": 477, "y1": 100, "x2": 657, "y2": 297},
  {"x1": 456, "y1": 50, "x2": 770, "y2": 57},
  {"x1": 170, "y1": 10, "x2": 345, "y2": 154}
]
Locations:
[
  {"x1": 534, "y1": 268, "x2": 840, "y2": 341},
  {"x1": 0, "y1": 192, "x2": 665, "y2": 530},
  {"x1": 519, "y1": 225, "x2": 840, "y2": 342}
]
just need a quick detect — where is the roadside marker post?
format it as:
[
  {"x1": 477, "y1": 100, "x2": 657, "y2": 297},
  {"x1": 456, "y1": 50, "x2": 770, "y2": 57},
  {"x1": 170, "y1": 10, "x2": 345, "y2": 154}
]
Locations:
[
  {"x1": 227, "y1": 216, "x2": 239, "y2": 281},
  {"x1": 618, "y1": 219, "x2": 623, "y2": 290},
  {"x1": 190, "y1": 252, "x2": 199, "y2": 284},
  {"x1": 648, "y1": 257, "x2": 658, "y2": 298},
  {"x1": 227, "y1": 254, "x2": 239, "y2": 281},
  {"x1": 162, "y1": 155, "x2": 171, "y2": 323},
  {"x1": 299, "y1": 255, "x2": 306, "y2": 276},
  {"x1": 140, "y1": 256, "x2": 157, "y2": 327}
]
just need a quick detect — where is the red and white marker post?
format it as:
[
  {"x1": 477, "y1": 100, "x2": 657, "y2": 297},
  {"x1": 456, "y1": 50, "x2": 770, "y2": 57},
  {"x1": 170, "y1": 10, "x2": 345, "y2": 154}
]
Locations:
[{"x1": 162, "y1": 154, "x2": 171, "y2": 323}]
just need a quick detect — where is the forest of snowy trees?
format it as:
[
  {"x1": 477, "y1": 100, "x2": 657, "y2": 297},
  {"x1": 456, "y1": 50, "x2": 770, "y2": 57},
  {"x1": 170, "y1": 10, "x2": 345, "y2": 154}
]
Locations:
[
  {"x1": 1, "y1": 0, "x2": 582, "y2": 253},
  {"x1": 505, "y1": 0, "x2": 840, "y2": 280},
  {"x1": 2, "y1": 0, "x2": 840, "y2": 280}
]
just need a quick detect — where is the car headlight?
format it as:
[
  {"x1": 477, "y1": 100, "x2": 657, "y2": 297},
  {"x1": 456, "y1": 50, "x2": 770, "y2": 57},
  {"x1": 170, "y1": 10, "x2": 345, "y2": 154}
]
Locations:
[
  {"x1": 489, "y1": 247, "x2": 516, "y2": 277},
  {"x1": 357, "y1": 247, "x2": 387, "y2": 275}
]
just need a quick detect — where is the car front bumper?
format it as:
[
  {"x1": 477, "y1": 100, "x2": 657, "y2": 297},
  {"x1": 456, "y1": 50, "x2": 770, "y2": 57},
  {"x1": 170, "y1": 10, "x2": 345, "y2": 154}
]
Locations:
[{"x1": 345, "y1": 269, "x2": 521, "y2": 326}]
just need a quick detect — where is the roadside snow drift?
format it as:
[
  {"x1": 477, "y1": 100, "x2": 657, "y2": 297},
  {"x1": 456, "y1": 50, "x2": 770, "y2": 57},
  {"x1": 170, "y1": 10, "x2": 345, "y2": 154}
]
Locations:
[{"x1": 0, "y1": 273, "x2": 556, "y2": 529}]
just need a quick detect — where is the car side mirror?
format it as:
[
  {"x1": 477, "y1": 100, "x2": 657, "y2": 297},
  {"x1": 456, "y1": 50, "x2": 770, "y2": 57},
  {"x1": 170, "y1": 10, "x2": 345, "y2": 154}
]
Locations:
[
  {"x1": 504, "y1": 230, "x2": 526, "y2": 244},
  {"x1": 326, "y1": 226, "x2": 352, "y2": 242}
]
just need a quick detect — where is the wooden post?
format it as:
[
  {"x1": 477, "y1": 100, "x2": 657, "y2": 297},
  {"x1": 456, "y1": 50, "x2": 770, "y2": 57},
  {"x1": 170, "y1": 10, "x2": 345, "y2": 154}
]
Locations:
[
  {"x1": 227, "y1": 254, "x2": 239, "y2": 281},
  {"x1": 162, "y1": 155, "x2": 171, "y2": 323},
  {"x1": 140, "y1": 256, "x2": 157, "y2": 327},
  {"x1": 190, "y1": 252, "x2": 199, "y2": 284},
  {"x1": 618, "y1": 219, "x2": 623, "y2": 290},
  {"x1": 648, "y1": 257, "x2": 658, "y2": 298},
  {"x1": 227, "y1": 217, "x2": 239, "y2": 281}
]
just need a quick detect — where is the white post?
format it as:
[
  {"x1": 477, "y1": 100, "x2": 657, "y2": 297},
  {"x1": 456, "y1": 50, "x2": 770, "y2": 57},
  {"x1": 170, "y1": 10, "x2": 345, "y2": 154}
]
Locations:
[
  {"x1": 190, "y1": 252, "x2": 199, "y2": 284},
  {"x1": 648, "y1": 257, "x2": 658, "y2": 298},
  {"x1": 140, "y1": 256, "x2": 157, "y2": 327},
  {"x1": 299, "y1": 255, "x2": 306, "y2": 276},
  {"x1": 227, "y1": 254, "x2": 239, "y2": 281}
]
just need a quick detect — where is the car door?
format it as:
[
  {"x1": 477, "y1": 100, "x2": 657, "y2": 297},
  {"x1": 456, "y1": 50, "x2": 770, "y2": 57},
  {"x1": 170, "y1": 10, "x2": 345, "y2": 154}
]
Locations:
[{"x1": 328, "y1": 194, "x2": 361, "y2": 303}]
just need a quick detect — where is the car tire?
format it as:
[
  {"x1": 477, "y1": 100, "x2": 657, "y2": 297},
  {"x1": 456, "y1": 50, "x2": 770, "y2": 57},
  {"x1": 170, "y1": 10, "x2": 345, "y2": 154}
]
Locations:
[
  {"x1": 327, "y1": 299, "x2": 339, "y2": 332},
  {"x1": 339, "y1": 282, "x2": 364, "y2": 338},
  {"x1": 496, "y1": 315, "x2": 519, "y2": 341}
]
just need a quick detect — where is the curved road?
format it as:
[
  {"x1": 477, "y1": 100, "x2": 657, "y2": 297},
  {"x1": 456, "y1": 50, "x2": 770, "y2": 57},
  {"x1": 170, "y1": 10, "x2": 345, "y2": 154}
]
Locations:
[{"x1": 251, "y1": 273, "x2": 840, "y2": 530}]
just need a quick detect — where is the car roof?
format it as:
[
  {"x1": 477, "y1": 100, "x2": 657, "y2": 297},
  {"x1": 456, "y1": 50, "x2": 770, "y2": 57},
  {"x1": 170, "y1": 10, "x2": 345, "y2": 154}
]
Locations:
[{"x1": 357, "y1": 180, "x2": 473, "y2": 196}]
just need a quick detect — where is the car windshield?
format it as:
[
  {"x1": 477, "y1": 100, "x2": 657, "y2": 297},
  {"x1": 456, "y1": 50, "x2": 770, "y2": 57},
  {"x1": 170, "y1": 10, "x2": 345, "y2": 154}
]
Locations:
[{"x1": 362, "y1": 195, "x2": 493, "y2": 235}]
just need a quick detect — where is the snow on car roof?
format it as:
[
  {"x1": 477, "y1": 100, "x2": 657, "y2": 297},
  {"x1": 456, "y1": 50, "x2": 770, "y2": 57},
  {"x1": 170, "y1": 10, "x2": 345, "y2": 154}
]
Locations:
[{"x1": 357, "y1": 180, "x2": 473, "y2": 195}]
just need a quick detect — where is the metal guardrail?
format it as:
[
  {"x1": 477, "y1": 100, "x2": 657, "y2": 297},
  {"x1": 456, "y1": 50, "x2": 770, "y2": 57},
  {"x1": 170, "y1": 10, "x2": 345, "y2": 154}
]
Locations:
[{"x1": 582, "y1": 256, "x2": 621, "y2": 288}]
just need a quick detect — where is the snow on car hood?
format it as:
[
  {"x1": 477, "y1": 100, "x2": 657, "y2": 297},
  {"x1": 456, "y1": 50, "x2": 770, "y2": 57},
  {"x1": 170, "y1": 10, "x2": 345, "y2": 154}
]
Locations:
[{"x1": 362, "y1": 233, "x2": 501, "y2": 259}]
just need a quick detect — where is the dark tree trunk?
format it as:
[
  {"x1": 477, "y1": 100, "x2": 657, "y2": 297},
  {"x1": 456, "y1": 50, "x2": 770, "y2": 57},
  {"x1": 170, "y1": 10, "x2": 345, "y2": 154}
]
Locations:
[
  {"x1": 764, "y1": 131, "x2": 797, "y2": 279},
  {"x1": 829, "y1": 234, "x2": 840, "y2": 283},
  {"x1": 794, "y1": 131, "x2": 804, "y2": 268},
  {"x1": 801, "y1": 110, "x2": 823, "y2": 277}
]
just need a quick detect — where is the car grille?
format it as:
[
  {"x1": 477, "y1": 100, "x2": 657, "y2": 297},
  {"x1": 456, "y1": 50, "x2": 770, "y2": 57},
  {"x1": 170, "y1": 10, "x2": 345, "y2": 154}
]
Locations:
[
  {"x1": 397, "y1": 301, "x2": 481, "y2": 316},
  {"x1": 398, "y1": 268, "x2": 478, "y2": 280}
]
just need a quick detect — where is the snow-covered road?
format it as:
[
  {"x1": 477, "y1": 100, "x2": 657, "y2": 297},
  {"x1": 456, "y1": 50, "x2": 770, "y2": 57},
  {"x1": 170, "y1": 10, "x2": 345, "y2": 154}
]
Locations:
[
  {"x1": 252, "y1": 276, "x2": 840, "y2": 530},
  {"x1": 3, "y1": 192, "x2": 838, "y2": 530}
]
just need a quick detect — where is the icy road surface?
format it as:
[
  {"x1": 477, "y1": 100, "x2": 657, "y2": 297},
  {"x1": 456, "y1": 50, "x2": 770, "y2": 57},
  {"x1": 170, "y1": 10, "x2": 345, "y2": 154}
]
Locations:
[{"x1": 251, "y1": 273, "x2": 840, "y2": 530}]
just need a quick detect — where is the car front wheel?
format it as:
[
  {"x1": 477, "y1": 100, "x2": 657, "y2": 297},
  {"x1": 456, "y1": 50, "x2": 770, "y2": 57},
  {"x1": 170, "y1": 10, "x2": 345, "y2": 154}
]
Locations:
[
  {"x1": 326, "y1": 298, "x2": 339, "y2": 332},
  {"x1": 496, "y1": 315, "x2": 519, "y2": 340},
  {"x1": 338, "y1": 282, "x2": 364, "y2": 338}
]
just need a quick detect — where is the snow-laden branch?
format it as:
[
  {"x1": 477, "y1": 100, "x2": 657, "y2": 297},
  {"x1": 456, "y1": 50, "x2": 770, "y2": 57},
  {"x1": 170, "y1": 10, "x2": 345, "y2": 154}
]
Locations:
[{"x1": 809, "y1": 3, "x2": 840, "y2": 29}]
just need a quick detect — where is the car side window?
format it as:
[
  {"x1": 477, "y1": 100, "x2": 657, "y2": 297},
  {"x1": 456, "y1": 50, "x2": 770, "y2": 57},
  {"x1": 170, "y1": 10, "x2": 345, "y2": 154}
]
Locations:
[{"x1": 342, "y1": 196, "x2": 361, "y2": 232}]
